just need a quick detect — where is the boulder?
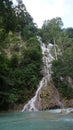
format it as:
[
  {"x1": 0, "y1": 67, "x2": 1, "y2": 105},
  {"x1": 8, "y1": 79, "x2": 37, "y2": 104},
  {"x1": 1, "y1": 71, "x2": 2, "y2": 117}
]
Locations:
[
  {"x1": 62, "y1": 98, "x2": 73, "y2": 108},
  {"x1": 35, "y1": 81, "x2": 62, "y2": 110},
  {"x1": 60, "y1": 109, "x2": 66, "y2": 113}
]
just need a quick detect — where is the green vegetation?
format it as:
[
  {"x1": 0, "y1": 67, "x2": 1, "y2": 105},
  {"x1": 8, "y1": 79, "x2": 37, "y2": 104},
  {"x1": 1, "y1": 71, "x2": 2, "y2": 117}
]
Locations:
[
  {"x1": 52, "y1": 58, "x2": 73, "y2": 99},
  {"x1": 0, "y1": 0, "x2": 42, "y2": 110},
  {"x1": 39, "y1": 17, "x2": 63, "y2": 44},
  {"x1": 39, "y1": 17, "x2": 73, "y2": 99}
]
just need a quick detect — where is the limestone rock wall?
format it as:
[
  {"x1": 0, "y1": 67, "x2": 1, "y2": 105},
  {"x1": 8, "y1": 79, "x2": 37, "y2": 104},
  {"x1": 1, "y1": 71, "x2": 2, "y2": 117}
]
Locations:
[{"x1": 35, "y1": 81, "x2": 63, "y2": 110}]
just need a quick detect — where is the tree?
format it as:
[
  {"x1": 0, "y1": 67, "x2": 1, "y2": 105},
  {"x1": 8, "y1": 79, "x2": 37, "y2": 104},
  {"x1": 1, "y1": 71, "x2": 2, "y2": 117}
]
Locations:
[
  {"x1": 0, "y1": 0, "x2": 16, "y2": 33},
  {"x1": 15, "y1": 0, "x2": 33, "y2": 32},
  {"x1": 40, "y1": 17, "x2": 63, "y2": 44},
  {"x1": 64, "y1": 27, "x2": 73, "y2": 38}
]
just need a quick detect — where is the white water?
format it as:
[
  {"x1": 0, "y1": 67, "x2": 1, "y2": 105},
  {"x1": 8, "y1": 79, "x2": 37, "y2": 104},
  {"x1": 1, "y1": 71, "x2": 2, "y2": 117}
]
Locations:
[
  {"x1": 49, "y1": 108, "x2": 73, "y2": 114},
  {"x1": 22, "y1": 37, "x2": 62, "y2": 112},
  {"x1": 22, "y1": 77, "x2": 46, "y2": 111}
]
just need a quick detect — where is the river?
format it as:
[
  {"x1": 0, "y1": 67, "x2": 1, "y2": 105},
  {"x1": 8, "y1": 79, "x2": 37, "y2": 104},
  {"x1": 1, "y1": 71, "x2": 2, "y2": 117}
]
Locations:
[{"x1": 0, "y1": 110, "x2": 73, "y2": 130}]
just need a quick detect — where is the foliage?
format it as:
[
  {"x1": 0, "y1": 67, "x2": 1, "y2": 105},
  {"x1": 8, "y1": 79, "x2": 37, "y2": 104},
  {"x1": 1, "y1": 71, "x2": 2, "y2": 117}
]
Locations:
[
  {"x1": 39, "y1": 17, "x2": 63, "y2": 44},
  {"x1": 0, "y1": 0, "x2": 16, "y2": 33},
  {"x1": 0, "y1": 36, "x2": 42, "y2": 110},
  {"x1": 40, "y1": 17, "x2": 73, "y2": 100},
  {"x1": 21, "y1": 23, "x2": 37, "y2": 40},
  {"x1": 15, "y1": 0, "x2": 35, "y2": 35},
  {"x1": 0, "y1": 0, "x2": 42, "y2": 110},
  {"x1": 52, "y1": 45, "x2": 73, "y2": 99}
]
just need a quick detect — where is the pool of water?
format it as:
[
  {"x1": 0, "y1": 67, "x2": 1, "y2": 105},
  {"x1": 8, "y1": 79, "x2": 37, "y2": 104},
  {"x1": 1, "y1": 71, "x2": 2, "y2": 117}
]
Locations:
[{"x1": 0, "y1": 110, "x2": 73, "y2": 130}]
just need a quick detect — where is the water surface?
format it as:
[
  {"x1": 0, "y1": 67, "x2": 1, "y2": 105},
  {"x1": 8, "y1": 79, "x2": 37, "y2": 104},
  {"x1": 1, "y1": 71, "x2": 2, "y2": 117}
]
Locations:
[{"x1": 0, "y1": 111, "x2": 73, "y2": 130}]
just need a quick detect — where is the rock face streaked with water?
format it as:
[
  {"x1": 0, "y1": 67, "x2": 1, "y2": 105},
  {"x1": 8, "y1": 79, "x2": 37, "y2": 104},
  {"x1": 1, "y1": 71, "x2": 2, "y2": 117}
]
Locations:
[
  {"x1": 22, "y1": 37, "x2": 63, "y2": 112},
  {"x1": 35, "y1": 81, "x2": 63, "y2": 110}
]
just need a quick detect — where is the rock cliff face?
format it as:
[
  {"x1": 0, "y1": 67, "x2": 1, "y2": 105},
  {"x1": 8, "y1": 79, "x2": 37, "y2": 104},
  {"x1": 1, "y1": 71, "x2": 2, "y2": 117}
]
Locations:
[
  {"x1": 62, "y1": 98, "x2": 73, "y2": 108},
  {"x1": 35, "y1": 80, "x2": 63, "y2": 110},
  {"x1": 34, "y1": 82, "x2": 73, "y2": 110}
]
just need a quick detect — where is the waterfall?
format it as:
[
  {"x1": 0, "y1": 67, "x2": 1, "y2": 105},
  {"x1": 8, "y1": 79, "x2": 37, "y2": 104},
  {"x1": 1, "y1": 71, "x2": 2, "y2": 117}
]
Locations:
[{"x1": 22, "y1": 37, "x2": 63, "y2": 112}]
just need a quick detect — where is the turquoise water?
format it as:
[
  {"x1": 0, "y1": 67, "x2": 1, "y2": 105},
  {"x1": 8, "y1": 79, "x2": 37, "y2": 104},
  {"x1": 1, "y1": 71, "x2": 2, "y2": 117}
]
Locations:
[{"x1": 0, "y1": 111, "x2": 73, "y2": 130}]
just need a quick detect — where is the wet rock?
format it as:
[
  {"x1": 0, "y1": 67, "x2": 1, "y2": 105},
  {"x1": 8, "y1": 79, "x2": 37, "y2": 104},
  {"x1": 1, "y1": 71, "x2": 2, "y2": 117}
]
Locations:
[
  {"x1": 35, "y1": 81, "x2": 62, "y2": 110},
  {"x1": 60, "y1": 109, "x2": 66, "y2": 113},
  {"x1": 70, "y1": 110, "x2": 73, "y2": 113},
  {"x1": 62, "y1": 98, "x2": 73, "y2": 108}
]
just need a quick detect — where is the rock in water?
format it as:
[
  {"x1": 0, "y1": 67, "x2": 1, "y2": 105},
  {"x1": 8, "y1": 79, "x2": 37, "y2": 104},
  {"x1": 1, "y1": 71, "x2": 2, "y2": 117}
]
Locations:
[{"x1": 35, "y1": 80, "x2": 63, "y2": 110}]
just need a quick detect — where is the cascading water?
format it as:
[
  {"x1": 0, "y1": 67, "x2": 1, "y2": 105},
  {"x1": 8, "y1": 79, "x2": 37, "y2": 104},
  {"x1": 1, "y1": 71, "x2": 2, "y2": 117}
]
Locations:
[{"x1": 22, "y1": 37, "x2": 63, "y2": 112}]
